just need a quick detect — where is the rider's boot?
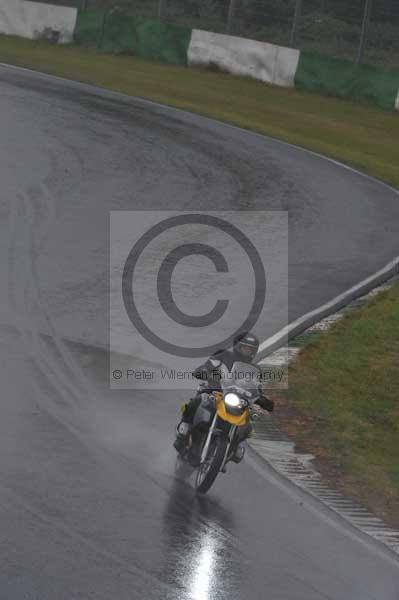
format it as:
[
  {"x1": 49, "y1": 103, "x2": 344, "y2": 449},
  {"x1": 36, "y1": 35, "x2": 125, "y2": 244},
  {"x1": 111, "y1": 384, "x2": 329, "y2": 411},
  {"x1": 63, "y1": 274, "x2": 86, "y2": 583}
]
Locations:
[
  {"x1": 231, "y1": 443, "x2": 246, "y2": 464},
  {"x1": 173, "y1": 422, "x2": 192, "y2": 453}
]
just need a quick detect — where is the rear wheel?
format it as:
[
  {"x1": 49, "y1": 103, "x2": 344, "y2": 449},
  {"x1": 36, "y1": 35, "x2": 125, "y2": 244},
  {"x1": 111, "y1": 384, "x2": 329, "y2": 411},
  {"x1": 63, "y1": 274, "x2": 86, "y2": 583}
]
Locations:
[{"x1": 195, "y1": 437, "x2": 227, "y2": 495}]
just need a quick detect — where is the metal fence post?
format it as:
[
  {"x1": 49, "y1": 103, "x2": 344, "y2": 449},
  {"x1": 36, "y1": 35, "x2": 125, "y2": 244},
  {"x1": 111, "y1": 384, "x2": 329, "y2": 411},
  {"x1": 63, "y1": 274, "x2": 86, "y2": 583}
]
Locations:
[
  {"x1": 158, "y1": 0, "x2": 166, "y2": 21},
  {"x1": 98, "y1": 9, "x2": 107, "y2": 50},
  {"x1": 290, "y1": 0, "x2": 303, "y2": 46},
  {"x1": 357, "y1": 0, "x2": 373, "y2": 64},
  {"x1": 226, "y1": 0, "x2": 239, "y2": 34},
  {"x1": 81, "y1": 0, "x2": 88, "y2": 9}
]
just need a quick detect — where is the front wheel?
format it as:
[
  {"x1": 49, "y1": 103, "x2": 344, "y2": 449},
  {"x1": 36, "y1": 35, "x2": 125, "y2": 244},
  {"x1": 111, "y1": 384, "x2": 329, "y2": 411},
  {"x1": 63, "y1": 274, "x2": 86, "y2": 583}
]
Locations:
[{"x1": 195, "y1": 437, "x2": 227, "y2": 495}]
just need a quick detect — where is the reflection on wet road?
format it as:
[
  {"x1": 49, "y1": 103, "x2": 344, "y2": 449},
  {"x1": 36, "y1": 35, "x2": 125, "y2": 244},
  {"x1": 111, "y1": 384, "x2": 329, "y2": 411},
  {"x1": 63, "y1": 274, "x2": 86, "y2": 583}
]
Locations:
[{"x1": 161, "y1": 482, "x2": 239, "y2": 599}]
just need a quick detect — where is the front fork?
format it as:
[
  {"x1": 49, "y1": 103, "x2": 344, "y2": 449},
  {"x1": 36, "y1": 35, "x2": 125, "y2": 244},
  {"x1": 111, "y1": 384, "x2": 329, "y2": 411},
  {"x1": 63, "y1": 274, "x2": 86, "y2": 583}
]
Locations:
[
  {"x1": 220, "y1": 425, "x2": 237, "y2": 472},
  {"x1": 200, "y1": 413, "x2": 218, "y2": 464}
]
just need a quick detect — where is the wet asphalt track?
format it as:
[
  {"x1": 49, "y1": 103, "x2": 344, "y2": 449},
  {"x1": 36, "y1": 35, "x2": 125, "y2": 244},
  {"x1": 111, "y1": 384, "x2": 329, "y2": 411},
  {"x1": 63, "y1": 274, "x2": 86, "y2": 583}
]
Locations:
[{"x1": 1, "y1": 63, "x2": 399, "y2": 599}]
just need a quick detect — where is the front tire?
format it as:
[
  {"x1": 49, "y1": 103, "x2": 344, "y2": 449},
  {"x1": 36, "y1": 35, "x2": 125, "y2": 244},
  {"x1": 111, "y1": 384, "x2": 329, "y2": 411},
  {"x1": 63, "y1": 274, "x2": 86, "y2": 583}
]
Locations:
[{"x1": 195, "y1": 437, "x2": 227, "y2": 495}]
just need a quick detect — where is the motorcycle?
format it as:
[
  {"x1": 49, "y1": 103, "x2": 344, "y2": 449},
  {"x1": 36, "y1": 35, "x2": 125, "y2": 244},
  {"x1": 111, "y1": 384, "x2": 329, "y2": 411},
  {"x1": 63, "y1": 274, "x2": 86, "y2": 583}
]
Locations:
[{"x1": 175, "y1": 361, "x2": 261, "y2": 494}]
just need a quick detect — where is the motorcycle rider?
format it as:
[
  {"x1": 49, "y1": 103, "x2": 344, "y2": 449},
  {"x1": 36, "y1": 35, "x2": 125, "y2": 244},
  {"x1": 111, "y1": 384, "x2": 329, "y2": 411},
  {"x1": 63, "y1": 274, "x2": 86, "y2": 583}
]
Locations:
[{"x1": 174, "y1": 331, "x2": 274, "y2": 457}]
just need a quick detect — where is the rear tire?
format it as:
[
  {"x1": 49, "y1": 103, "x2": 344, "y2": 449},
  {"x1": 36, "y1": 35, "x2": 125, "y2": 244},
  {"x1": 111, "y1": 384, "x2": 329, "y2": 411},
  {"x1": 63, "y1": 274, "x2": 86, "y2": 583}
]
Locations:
[{"x1": 195, "y1": 437, "x2": 227, "y2": 495}]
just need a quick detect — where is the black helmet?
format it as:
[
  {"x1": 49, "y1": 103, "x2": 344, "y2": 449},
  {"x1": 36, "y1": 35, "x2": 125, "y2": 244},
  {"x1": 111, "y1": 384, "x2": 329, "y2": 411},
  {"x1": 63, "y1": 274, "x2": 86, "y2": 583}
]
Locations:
[{"x1": 233, "y1": 331, "x2": 259, "y2": 361}]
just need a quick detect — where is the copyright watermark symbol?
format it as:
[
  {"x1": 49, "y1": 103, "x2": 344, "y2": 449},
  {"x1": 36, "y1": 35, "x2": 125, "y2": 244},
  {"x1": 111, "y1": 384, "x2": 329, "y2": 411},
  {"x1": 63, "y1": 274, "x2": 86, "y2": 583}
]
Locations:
[
  {"x1": 122, "y1": 214, "x2": 266, "y2": 357},
  {"x1": 110, "y1": 211, "x2": 288, "y2": 390}
]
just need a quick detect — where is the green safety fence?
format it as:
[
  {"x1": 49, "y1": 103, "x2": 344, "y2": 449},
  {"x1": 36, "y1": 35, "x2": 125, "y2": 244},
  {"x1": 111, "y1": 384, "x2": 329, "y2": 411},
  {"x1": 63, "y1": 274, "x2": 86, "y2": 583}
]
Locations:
[
  {"x1": 295, "y1": 51, "x2": 399, "y2": 111},
  {"x1": 74, "y1": 10, "x2": 109, "y2": 49},
  {"x1": 73, "y1": 12, "x2": 399, "y2": 110},
  {"x1": 74, "y1": 10, "x2": 191, "y2": 66},
  {"x1": 135, "y1": 20, "x2": 191, "y2": 66}
]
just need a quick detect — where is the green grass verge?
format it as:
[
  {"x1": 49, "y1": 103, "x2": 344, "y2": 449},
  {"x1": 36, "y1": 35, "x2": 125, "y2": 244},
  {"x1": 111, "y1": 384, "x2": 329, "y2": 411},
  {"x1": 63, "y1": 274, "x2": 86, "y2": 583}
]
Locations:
[
  {"x1": 281, "y1": 284, "x2": 399, "y2": 525},
  {"x1": 0, "y1": 34, "x2": 398, "y2": 188}
]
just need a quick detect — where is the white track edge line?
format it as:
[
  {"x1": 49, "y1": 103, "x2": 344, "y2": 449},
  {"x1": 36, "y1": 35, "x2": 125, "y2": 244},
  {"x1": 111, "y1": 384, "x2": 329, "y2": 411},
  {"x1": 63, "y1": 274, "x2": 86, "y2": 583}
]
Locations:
[{"x1": 257, "y1": 255, "x2": 399, "y2": 356}]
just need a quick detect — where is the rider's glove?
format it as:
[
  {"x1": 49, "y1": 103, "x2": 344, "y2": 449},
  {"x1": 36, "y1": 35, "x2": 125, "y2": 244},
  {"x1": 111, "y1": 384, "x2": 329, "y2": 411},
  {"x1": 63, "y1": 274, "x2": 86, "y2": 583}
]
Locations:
[{"x1": 255, "y1": 395, "x2": 274, "y2": 413}]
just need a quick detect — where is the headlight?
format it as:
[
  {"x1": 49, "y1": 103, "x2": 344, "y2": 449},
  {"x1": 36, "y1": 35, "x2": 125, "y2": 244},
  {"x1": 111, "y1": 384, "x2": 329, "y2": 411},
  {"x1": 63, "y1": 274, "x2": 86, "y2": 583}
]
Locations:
[{"x1": 224, "y1": 393, "x2": 241, "y2": 408}]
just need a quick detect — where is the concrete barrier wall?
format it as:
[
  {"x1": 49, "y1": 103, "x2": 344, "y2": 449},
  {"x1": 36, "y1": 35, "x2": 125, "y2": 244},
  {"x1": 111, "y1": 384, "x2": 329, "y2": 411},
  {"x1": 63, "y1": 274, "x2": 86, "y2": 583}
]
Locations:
[
  {"x1": 187, "y1": 29, "x2": 299, "y2": 88},
  {"x1": 0, "y1": 0, "x2": 77, "y2": 43},
  {"x1": 274, "y1": 45, "x2": 301, "y2": 88},
  {"x1": 24, "y1": 1, "x2": 77, "y2": 43},
  {"x1": 0, "y1": 0, "x2": 29, "y2": 38}
]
